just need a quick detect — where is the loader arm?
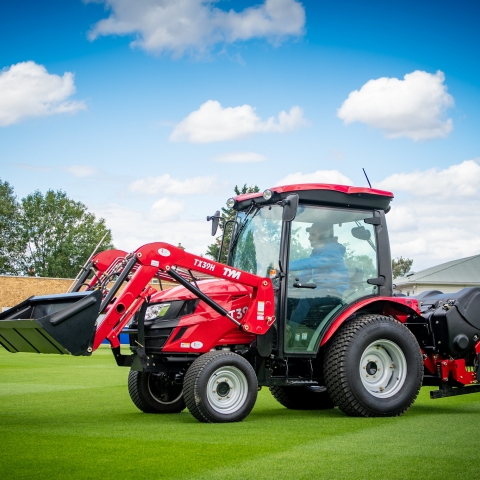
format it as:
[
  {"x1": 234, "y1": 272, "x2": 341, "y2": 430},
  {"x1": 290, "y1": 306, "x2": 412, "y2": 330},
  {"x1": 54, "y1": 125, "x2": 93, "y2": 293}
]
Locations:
[{"x1": 92, "y1": 242, "x2": 275, "y2": 350}]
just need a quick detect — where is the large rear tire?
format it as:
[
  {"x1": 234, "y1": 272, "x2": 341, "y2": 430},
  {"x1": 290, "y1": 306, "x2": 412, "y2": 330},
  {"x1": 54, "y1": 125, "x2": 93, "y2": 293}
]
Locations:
[
  {"x1": 269, "y1": 386, "x2": 334, "y2": 410},
  {"x1": 128, "y1": 370, "x2": 185, "y2": 413},
  {"x1": 183, "y1": 351, "x2": 258, "y2": 423},
  {"x1": 323, "y1": 314, "x2": 423, "y2": 417}
]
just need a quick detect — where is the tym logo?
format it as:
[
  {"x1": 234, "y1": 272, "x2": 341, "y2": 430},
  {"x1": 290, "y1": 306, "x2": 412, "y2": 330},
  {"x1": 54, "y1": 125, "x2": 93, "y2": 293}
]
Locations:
[
  {"x1": 223, "y1": 267, "x2": 241, "y2": 280},
  {"x1": 193, "y1": 258, "x2": 215, "y2": 272}
]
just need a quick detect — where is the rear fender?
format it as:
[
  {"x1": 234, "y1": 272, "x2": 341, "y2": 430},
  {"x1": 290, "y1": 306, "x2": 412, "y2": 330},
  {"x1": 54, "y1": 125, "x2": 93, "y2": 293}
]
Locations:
[{"x1": 319, "y1": 296, "x2": 420, "y2": 347}]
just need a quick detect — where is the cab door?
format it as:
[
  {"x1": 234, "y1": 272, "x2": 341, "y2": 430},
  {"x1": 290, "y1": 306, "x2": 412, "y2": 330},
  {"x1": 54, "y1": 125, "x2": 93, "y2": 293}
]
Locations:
[{"x1": 285, "y1": 206, "x2": 378, "y2": 353}]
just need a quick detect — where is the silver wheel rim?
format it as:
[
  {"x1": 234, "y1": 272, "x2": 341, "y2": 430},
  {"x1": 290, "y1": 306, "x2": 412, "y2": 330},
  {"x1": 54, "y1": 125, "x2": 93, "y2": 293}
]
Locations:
[
  {"x1": 359, "y1": 339, "x2": 407, "y2": 398},
  {"x1": 147, "y1": 374, "x2": 183, "y2": 405},
  {"x1": 206, "y1": 366, "x2": 248, "y2": 414}
]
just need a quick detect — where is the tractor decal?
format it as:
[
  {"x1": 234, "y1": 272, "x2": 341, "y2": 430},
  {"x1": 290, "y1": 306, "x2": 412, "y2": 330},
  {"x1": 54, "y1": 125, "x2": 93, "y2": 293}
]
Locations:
[
  {"x1": 193, "y1": 258, "x2": 216, "y2": 272},
  {"x1": 223, "y1": 267, "x2": 241, "y2": 279}
]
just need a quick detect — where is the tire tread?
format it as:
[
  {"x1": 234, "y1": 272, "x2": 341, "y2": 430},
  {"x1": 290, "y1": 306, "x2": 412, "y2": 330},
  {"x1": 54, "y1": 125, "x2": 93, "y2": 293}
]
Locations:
[{"x1": 324, "y1": 314, "x2": 423, "y2": 417}]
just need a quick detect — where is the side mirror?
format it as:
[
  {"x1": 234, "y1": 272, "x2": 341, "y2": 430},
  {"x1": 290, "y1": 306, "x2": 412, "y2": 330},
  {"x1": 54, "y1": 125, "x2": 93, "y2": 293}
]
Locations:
[
  {"x1": 207, "y1": 211, "x2": 220, "y2": 236},
  {"x1": 282, "y1": 194, "x2": 299, "y2": 222}
]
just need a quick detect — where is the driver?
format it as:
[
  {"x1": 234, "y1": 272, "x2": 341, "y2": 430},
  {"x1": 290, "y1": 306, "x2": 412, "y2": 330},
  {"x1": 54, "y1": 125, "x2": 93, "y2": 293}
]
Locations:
[{"x1": 288, "y1": 222, "x2": 349, "y2": 332}]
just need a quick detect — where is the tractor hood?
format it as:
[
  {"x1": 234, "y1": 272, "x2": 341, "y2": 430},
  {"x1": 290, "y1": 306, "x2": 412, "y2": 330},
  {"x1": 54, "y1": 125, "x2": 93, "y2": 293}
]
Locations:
[{"x1": 150, "y1": 278, "x2": 252, "y2": 305}]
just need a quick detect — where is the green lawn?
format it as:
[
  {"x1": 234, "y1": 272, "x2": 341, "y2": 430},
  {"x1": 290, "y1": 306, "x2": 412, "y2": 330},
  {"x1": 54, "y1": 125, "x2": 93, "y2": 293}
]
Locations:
[{"x1": 1, "y1": 347, "x2": 480, "y2": 480}]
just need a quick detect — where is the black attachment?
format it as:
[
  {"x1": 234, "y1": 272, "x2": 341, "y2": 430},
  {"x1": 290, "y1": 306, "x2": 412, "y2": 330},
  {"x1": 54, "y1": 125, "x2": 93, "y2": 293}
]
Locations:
[
  {"x1": 362, "y1": 168, "x2": 372, "y2": 188},
  {"x1": 293, "y1": 282, "x2": 317, "y2": 289},
  {"x1": 430, "y1": 383, "x2": 480, "y2": 399},
  {"x1": 112, "y1": 346, "x2": 133, "y2": 367},
  {"x1": 207, "y1": 210, "x2": 221, "y2": 236},
  {"x1": 256, "y1": 327, "x2": 274, "y2": 357},
  {"x1": 0, "y1": 290, "x2": 102, "y2": 356},
  {"x1": 364, "y1": 217, "x2": 381, "y2": 226},
  {"x1": 70, "y1": 261, "x2": 94, "y2": 292},
  {"x1": 282, "y1": 194, "x2": 299, "y2": 222}
]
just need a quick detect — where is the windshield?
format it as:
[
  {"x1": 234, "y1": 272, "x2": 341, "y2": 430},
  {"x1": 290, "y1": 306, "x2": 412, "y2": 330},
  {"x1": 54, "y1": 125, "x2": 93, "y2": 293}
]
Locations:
[{"x1": 229, "y1": 206, "x2": 283, "y2": 278}]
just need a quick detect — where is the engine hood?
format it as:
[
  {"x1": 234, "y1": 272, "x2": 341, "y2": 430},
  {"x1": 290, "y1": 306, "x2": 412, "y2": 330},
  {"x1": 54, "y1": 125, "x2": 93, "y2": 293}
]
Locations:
[{"x1": 150, "y1": 278, "x2": 252, "y2": 303}]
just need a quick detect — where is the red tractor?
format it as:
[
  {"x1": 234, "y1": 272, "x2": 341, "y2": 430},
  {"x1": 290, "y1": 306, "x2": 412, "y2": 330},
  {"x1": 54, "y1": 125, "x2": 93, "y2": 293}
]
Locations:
[{"x1": 1, "y1": 183, "x2": 479, "y2": 422}]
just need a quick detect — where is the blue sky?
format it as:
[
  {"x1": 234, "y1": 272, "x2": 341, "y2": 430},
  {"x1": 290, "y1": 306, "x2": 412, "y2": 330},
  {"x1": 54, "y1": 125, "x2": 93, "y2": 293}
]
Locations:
[{"x1": 1, "y1": 0, "x2": 479, "y2": 271}]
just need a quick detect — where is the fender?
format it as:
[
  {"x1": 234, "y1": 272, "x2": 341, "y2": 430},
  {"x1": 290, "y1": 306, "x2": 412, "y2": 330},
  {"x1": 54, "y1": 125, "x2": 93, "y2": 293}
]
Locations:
[{"x1": 319, "y1": 296, "x2": 420, "y2": 347}]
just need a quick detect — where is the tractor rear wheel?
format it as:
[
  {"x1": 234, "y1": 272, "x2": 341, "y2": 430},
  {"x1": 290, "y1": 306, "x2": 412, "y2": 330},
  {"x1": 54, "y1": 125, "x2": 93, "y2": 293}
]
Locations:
[
  {"x1": 128, "y1": 370, "x2": 185, "y2": 413},
  {"x1": 269, "y1": 386, "x2": 334, "y2": 410},
  {"x1": 183, "y1": 351, "x2": 258, "y2": 423},
  {"x1": 323, "y1": 314, "x2": 423, "y2": 417}
]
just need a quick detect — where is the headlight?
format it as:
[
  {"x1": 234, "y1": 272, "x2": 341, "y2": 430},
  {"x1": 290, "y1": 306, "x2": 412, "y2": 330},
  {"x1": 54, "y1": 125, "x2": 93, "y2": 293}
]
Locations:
[
  {"x1": 145, "y1": 303, "x2": 171, "y2": 320},
  {"x1": 226, "y1": 197, "x2": 235, "y2": 208},
  {"x1": 263, "y1": 189, "x2": 273, "y2": 200}
]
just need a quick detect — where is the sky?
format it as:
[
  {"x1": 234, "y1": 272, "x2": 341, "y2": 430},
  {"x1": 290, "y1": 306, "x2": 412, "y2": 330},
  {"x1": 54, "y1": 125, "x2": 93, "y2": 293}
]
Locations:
[{"x1": 1, "y1": 0, "x2": 480, "y2": 272}]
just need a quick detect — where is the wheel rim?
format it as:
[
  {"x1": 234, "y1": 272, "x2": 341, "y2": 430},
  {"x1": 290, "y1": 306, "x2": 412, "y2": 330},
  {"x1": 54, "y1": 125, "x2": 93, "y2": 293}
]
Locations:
[
  {"x1": 147, "y1": 373, "x2": 183, "y2": 405},
  {"x1": 206, "y1": 366, "x2": 249, "y2": 414},
  {"x1": 359, "y1": 339, "x2": 407, "y2": 398}
]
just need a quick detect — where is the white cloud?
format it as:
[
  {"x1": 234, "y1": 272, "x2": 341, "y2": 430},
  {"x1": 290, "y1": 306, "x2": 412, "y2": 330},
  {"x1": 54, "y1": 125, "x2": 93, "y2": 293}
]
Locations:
[
  {"x1": 0, "y1": 61, "x2": 86, "y2": 126},
  {"x1": 377, "y1": 160, "x2": 480, "y2": 199},
  {"x1": 64, "y1": 165, "x2": 99, "y2": 178},
  {"x1": 382, "y1": 159, "x2": 480, "y2": 269},
  {"x1": 129, "y1": 173, "x2": 228, "y2": 195},
  {"x1": 213, "y1": 151, "x2": 267, "y2": 163},
  {"x1": 275, "y1": 169, "x2": 354, "y2": 186},
  {"x1": 87, "y1": 0, "x2": 305, "y2": 56},
  {"x1": 170, "y1": 100, "x2": 307, "y2": 143},
  {"x1": 150, "y1": 197, "x2": 184, "y2": 221},
  {"x1": 93, "y1": 202, "x2": 212, "y2": 254},
  {"x1": 273, "y1": 162, "x2": 480, "y2": 270},
  {"x1": 337, "y1": 70, "x2": 454, "y2": 141}
]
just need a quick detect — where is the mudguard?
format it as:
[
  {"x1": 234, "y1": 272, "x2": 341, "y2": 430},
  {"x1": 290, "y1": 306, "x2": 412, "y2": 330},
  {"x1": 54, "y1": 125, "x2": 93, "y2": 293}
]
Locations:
[{"x1": 319, "y1": 296, "x2": 420, "y2": 347}]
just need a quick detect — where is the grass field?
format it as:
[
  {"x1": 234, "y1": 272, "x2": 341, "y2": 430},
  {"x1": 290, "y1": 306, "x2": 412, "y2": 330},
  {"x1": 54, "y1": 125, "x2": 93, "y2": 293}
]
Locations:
[{"x1": 1, "y1": 347, "x2": 480, "y2": 480}]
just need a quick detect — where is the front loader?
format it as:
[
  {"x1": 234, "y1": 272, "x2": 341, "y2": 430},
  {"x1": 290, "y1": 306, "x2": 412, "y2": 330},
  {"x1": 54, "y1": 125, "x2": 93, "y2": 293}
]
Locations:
[{"x1": 1, "y1": 183, "x2": 480, "y2": 422}]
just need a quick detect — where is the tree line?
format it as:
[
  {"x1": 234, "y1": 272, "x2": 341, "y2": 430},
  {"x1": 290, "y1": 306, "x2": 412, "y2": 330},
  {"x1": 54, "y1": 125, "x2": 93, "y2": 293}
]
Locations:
[
  {"x1": 0, "y1": 178, "x2": 113, "y2": 278},
  {"x1": 1, "y1": 177, "x2": 413, "y2": 280}
]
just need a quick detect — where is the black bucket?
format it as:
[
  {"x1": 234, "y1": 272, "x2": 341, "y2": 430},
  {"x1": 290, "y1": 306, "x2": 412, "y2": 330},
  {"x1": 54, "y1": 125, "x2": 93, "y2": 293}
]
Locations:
[{"x1": 0, "y1": 290, "x2": 102, "y2": 356}]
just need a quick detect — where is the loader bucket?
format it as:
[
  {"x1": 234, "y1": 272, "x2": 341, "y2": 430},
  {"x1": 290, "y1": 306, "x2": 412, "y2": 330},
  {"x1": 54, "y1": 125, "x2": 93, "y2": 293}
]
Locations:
[{"x1": 0, "y1": 290, "x2": 102, "y2": 356}]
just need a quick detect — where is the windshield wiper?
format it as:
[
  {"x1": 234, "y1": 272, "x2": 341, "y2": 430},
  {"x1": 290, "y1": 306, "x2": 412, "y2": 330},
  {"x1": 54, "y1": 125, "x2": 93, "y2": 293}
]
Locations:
[{"x1": 229, "y1": 204, "x2": 260, "y2": 253}]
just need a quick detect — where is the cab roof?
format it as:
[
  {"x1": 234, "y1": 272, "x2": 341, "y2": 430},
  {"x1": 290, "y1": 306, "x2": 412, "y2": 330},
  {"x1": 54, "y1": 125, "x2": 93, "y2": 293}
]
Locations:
[{"x1": 232, "y1": 183, "x2": 393, "y2": 212}]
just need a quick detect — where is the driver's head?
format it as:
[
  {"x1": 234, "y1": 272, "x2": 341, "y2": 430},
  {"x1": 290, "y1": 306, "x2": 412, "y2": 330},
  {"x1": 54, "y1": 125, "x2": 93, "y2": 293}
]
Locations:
[{"x1": 306, "y1": 222, "x2": 334, "y2": 247}]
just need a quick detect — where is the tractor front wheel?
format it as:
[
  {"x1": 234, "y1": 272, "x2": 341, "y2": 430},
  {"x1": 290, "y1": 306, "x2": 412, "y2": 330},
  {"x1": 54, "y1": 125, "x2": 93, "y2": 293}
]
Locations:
[
  {"x1": 183, "y1": 351, "x2": 258, "y2": 423},
  {"x1": 269, "y1": 386, "x2": 334, "y2": 410},
  {"x1": 128, "y1": 370, "x2": 185, "y2": 413},
  {"x1": 323, "y1": 314, "x2": 423, "y2": 417}
]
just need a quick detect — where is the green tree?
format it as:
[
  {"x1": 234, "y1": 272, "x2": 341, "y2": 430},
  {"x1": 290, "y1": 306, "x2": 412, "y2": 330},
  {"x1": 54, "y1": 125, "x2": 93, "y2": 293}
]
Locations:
[
  {"x1": 0, "y1": 179, "x2": 23, "y2": 274},
  {"x1": 18, "y1": 189, "x2": 114, "y2": 278},
  {"x1": 205, "y1": 184, "x2": 259, "y2": 263},
  {"x1": 392, "y1": 256, "x2": 413, "y2": 279}
]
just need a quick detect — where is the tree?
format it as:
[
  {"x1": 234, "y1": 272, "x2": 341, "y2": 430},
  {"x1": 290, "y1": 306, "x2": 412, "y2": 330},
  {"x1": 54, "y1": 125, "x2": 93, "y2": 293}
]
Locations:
[
  {"x1": 18, "y1": 189, "x2": 114, "y2": 278},
  {"x1": 0, "y1": 179, "x2": 23, "y2": 274},
  {"x1": 392, "y1": 256, "x2": 413, "y2": 279},
  {"x1": 205, "y1": 184, "x2": 259, "y2": 263}
]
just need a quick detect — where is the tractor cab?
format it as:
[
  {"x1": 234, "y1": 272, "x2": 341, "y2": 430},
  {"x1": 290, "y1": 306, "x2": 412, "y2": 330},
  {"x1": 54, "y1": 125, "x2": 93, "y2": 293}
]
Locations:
[{"x1": 224, "y1": 184, "x2": 394, "y2": 356}]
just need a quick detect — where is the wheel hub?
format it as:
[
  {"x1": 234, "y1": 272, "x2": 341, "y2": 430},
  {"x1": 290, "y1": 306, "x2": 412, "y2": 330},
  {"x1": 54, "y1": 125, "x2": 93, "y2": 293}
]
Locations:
[
  {"x1": 366, "y1": 361, "x2": 377, "y2": 375},
  {"x1": 206, "y1": 366, "x2": 248, "y2": 414},
  {"x1": 216, "y1": 381, "x2": 231, "y2": 397},
  {"x1": 359, "y1": 339, "x2": 407, "y2": 398}
]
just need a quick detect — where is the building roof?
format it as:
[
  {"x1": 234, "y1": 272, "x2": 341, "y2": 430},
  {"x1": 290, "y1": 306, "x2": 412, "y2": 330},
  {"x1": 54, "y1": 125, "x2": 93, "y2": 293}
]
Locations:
[{"x1": 395, "y1": 254, "x2": 480, "y2": 286}]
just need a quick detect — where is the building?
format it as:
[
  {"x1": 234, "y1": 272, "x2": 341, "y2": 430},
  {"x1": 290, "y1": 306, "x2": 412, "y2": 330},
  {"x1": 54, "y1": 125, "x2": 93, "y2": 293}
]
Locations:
[{"x1": 393, "y1": 254, "x2": 480, "y2": 296}]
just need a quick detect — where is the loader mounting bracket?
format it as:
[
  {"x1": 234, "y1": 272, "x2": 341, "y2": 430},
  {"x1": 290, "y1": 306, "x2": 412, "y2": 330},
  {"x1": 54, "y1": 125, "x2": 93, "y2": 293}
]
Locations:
[{"x1": 112, "y1": 346, "x2": 133, "y2": 367}]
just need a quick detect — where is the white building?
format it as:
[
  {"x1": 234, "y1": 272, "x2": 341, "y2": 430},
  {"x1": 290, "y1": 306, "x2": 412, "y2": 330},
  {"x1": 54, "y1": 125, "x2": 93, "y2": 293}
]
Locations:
[{"x1": 394, "y1": 254, "x2": 480, "y2": 296}]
